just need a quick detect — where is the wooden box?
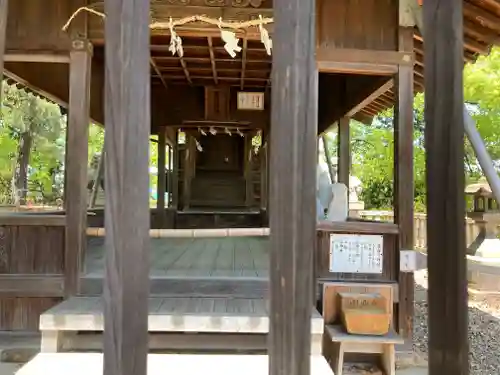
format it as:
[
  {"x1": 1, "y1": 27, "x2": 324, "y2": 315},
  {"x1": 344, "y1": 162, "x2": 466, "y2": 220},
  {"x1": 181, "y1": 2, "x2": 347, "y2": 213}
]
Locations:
[
  {"x1": 339, "y1": 292, "x2": 390, "y2": 335},
  {"x1": 322, "y1": 282, "x2": 394, "y2": 325}
]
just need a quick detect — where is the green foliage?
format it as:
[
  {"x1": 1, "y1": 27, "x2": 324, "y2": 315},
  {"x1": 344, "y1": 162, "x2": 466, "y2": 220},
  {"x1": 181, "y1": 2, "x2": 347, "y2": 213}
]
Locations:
[
  {"x1": 0, "y1": 82, "x2": 107, "y2": 204},
  {"x1": 322, "y1": 47, "x2": 500, "y2": 213}
]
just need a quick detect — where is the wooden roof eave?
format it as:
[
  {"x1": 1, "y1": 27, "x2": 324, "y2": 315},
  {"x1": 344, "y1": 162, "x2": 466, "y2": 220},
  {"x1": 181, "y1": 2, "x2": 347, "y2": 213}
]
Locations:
[{"x1": 357, "y1": 0, "x2": 500, "y2": 118}]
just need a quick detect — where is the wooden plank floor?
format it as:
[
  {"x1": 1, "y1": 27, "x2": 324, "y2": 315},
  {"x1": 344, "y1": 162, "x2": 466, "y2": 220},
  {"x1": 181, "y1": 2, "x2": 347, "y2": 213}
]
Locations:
[
  {"x1": 85, "y1": 236, "x2": 269, "y2": 278},
  {"x1": 40, "y1": 296, "x2": 324, "y2": 334},
  {"x1": 16, "y1": 354, "x2": 334, "y2": 375}
]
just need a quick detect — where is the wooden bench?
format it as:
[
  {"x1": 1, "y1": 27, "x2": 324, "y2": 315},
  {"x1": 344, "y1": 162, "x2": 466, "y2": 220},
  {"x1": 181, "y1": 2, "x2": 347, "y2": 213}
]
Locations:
[
  {"x1": 323, "y1": 325, "x2": 404, "y2": 375},
  {"x1": 16, "y1": 353, "x2": 334, "y2": 375},
  {"x1": 40, "y1": 296, "x2": 324, "y2": 353}
]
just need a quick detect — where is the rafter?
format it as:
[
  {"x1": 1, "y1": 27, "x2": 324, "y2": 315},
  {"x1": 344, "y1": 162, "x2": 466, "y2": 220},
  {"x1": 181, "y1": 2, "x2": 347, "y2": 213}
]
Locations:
[
  {"x1": 149, "y1": 57, "x2": 168, "y2": 91},
  {"x1": 463, "y1": 1, "x2": 500, "y2": 32},
  {"x1": 153, "y1": 75, "x2": 267, "y2": 82},
  {"x1": 207, "y1": 37, "x2": 218, "y2": 85},
  {"x1": 240, "y1": 38, "x2": 248, "y2": 89},
  {"x1": 153, "y1": 56, "x2": 271, "y2": 64},
  {"x1": 179, "y1": 57, "x2": 192, "y2": 84}
]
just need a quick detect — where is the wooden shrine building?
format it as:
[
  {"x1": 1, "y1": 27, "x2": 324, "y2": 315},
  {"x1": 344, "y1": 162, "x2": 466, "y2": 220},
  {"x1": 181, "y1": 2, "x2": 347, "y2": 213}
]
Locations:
[{"x1": 0, "y1": 0, "x2": 497, "y2": 375}]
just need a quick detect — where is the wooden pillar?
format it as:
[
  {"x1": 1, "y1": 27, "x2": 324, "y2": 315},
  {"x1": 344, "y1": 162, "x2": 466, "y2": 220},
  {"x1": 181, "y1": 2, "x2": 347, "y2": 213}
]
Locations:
[
  {"x1": 394, "y1": 27, "x2": 415, "y2": 342},
  {"x1": 338, "y1": 117, "x2": 350, "y2": 188},
  {"x1": 65, "y1": 39, "x2": 92, "y2": 295},
  {"x1": 269, "y1": 0, "x2": 317, "y2": 374},
  {"x1": 172, "y1": 130, "x2": 179, "y2": 209},
  {"x1": 166, "y1": 145, "x2": 172, "y2": 207},
  {"x1": 103, "y1": 0, "x2": 150, "y2": 373},
  {"x1": 423, "y1": 1, "x2": 468, "y2": 374},
  {"x1": 157, "y1": 128, "x2": 166, "y2": 227},
  {"x1": 260, "y1": 140, "x2": 268, "y2": 212},
  {"x1": 245, "y1": 132, "x2": 254, "y2": 207},
  {"x1": 0, "y1": 0, "x2": 7, "y2": 92},
  {"x1": 182, "y1": 134, "x2": 195, "y2": 210}
]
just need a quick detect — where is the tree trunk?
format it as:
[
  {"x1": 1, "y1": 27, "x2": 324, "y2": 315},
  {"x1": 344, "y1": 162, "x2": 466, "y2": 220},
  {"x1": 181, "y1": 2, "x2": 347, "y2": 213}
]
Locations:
[
  {"x1": 12, "y1": 131, "x2": 32, "y2": 205},
  {"x1": 321, "y1": 134, "x2": 336, "y2": 183}
]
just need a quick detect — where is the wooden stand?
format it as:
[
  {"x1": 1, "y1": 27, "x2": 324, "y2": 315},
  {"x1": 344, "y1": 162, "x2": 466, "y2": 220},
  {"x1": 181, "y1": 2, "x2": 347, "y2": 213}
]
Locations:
[{"x1": 324, "y1": 325, "x2": 404, "y2": 375}]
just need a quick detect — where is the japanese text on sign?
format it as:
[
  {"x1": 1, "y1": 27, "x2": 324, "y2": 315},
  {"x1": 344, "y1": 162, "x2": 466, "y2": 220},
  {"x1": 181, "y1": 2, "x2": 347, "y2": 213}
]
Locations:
[{"x1": 329, "y1": 234, "x2": 384, "y2": 274}]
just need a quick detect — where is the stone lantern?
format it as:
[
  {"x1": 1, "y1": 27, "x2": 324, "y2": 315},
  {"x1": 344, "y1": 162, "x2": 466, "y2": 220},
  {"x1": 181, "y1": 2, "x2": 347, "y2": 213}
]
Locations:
[{"x1": 465, "y1": 179, "x2": 500, "y2": 258}]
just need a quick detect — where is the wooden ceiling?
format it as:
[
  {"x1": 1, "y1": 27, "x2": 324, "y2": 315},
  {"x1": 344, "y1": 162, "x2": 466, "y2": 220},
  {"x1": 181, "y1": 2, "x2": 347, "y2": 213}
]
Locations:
[
  {"x1": 147, "y1": 35, "x2": 271, "y2": 89},
  {"x1": 141, "y1": 0, "x2": 500, "y2": 120},
  {"x1": 359, "y1": 0, "x2": 500, "y2": 119}
]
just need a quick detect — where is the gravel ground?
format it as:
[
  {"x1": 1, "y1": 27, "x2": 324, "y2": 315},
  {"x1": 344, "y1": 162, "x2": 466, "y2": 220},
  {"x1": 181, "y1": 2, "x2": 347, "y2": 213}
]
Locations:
[{"x1": 413, "y1": 270, "x2": 500, "y2": 375}]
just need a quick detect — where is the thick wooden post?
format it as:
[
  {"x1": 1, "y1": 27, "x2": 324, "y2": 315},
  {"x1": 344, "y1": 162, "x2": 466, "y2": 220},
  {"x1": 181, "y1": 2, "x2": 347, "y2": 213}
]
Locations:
[
  {"x1": 157, "y1": 128, "x2": 166, "y2": 227},
  {"x1": 172, "y1": 131, "x2": 179, "y2": 209},
  {"x1": 394, "y1": 27, "x2": 415, "y2": 342},
  {"x1": 245, "y1": 132, "x2": 254, "y2": 207},
  {"x1": 423, "y1": 1, "x2": 468, "y2": 374},
  {"x1": 337, "y1": 117, "x2": 350, "y2": 188},
  {"x1": 65, "y1": 39, "x2": 92, "y2": 295},
  {"x1": 0, "y1": 0, "x2": 7, "y2": 91},
  {"x1": 269, "y1": 0, "x2": 317, "y2": 375},
  {"x1": 103, "y1": 0, "x2": 150, "y2": 373}
]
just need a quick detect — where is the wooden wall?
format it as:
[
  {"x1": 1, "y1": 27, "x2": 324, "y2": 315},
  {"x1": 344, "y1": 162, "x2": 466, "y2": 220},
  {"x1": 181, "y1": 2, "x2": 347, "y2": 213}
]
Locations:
[
  {"x1": 5, "y1": 0, "x2": 87, "y2": 52},
  {"x1": 0, "y1": 216, "x2": 66, "y2": 330},
  {"x1": 316, "y1": 0, "x2": 397, "y2": 51}
]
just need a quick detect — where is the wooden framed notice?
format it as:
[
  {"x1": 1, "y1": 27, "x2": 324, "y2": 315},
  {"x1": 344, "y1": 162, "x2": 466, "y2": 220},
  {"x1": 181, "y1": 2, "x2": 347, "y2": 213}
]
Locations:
[
  {"x1": 237, "y1": 92, "x2": 265, "y2": 110},
  {"x1": 329, "y1": 234, "x2": 384, "y2": 273}
]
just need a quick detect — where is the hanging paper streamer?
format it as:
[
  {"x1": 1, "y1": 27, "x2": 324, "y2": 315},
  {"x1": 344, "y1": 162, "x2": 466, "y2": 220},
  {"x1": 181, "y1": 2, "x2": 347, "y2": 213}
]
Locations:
[
  {"x1": 258, "y1": 15, "x2": 272, "y2": 55},
  {"x1": 219, "y1": 18, "x2": 242, "y2": 58},
  {"x1": 168, "y1": 18, "x2": 184, "y2": 57},
  {"x1": 195, "y1": 139, "x2": 203, "y2": 152}
]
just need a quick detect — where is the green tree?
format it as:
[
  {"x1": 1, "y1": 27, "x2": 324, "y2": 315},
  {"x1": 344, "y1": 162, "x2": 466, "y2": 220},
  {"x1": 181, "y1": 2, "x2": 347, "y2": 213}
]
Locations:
[{"x1": 1, "y1": 82, "x2": 65, "y2": 204}]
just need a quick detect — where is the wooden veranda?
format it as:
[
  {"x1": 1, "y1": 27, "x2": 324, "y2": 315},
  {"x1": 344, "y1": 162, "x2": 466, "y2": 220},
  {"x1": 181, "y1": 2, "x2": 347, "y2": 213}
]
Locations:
[{"x1": 0, "y1": 0, "x2": 498, "y2": 375}]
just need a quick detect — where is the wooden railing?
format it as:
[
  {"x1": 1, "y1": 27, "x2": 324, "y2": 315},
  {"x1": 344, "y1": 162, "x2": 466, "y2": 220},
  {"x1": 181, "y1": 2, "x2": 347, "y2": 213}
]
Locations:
[{"x1": 359, "y1": 210, "x2": 481, "y2": 251}]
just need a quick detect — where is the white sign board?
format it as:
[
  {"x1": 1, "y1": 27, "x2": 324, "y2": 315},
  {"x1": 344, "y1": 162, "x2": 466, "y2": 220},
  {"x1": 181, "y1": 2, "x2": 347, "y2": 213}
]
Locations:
[
  {"x1": 237, "y1": 92, "x2": 265, "y2": 110},
  {"x1": 329, "y1": 234, "x2": 384, "y2": 274}
]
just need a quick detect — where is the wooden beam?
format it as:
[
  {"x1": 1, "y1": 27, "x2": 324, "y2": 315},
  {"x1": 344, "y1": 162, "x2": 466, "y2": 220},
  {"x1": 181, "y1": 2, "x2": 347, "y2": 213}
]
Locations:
[
  {"x1": 4, "y1": 52, "x2": 70, "y2": 63},
  {"x1": 337, "y1": 117, "x2": 350, "y2": 188},
  {"x1": 0, "y1": 275, "x2": 65, "y2": 297},
  {"x1": 394, "y1": 27, "x2": 415, "y2": 342},
  {"x1": 65, "y1": 39, "x2": 92, "y2": 296},
  {"x1": 346, "y1": 79, "x2": 394, "y2": 117},
  {"x1": 270, "y1": 0, "x2": 317, "y2": 375},
  {"x1": 0, "y1": 0, "x2": 8, "y2": 99},
  {"x1": 0, "y1": 214, "x2": 66, "y2": 226},
  {"x1": 180, "y1": 57, "x2": 192, "y2": 84},
  {"x1": 153, "y1": 55, "x2": 271, "y2": 64},
  {"x1": 414, "y1": 31, "x2": 489, "y2": 56},
  {"x1": 423, "y1": 1, "x2": 468, "y2": 374},
  {"x1": 463, "y1": 18, "x2": 500, "y2": 45},
  {"x1": 463, "y1": 1, "x2": 500, "y2": 32},
  {"x1": 317, "y1": 47, "x2": 413, "y2": 66},
  {"x1": 150, "y1": 57, "x2": 168, "y2": 91},
  {"x1": 240, "y1": 38, "x2": 248, "y2": 89},
  {"x1": 157, "y1": 128, "x2": 167, "y2": 228},
  {"x1": 318, "y1": 61, "x2": 398, "y2": 75},
  {"x1": 103, "y1": 0, "x2": 150, "y2": 374},
  {"x1": 207, "y1": 37, "x2": 218, "y2": 85}
]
